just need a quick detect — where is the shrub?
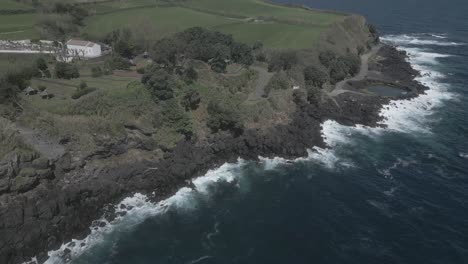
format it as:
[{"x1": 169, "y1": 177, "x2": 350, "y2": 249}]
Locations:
[
  {"x1": 35, "y1": 57, "x2": 48, "y2": 71},
  {"x1": 55, "y1": 62, "x2": 79, "y2": 79},
  {"x1": 181, "y1": 89, "x2": 201, "y2": 110},
  {"x1": 210, "y1": 57, "x2": 227, "y2": 73},
  {"x1": 264, "y1": 71, "x2": 289, "y2": 96},
  {"x1": 136, "y1": 67, "x2": 145, "y2": 74},
  {"x1": 38, "y1": 85, "x2": 47, "y2": 92},
  {"x1": 183, "y1": 67, "x2": 198, "y2": 83},
  {"x1": 105, "y1": 56, "x2": 131, "y2": 71},
  {"x1": 79, "y1": 80, "x2": 87, "y2": 90},
  {"x1": 0, "y1": 78, "x2": 18, "y2": 104},
  {"x1": 91, "y1": 66, "x2": 103, "y2": 77},
  {"x1": 161, "y1": 99, "x2": 193, "y2": 137},
  {"x1": 71, "y1": 87, "x2": 96, "y2": 99}
]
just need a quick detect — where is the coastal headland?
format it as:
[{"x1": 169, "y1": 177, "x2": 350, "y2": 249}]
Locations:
[{"x1": 0, "y1": 0, "x2": 426, "y2": 263}]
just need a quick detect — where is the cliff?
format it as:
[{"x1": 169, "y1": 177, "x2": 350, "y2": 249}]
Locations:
[{"x1": 0, "y1": 15, "x2": 423, "y2": 264}]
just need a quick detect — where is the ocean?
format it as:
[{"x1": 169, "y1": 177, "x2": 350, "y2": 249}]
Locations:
[{"x1": 41, "y1": 0, "x2": 468, "y2": 263}]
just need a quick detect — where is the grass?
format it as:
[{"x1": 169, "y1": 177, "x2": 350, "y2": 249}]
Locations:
[
  {"x1": 82, "y1": 0, "x2": 345, "y2": 49},
  {"x1": 0, "y1": 13, "x2": 38, "y2": 39},
  {"x1": 0, "y1": 0, "x2": 345, "y2": 47},
  {"x1": 84, "y1": 6, "x2": 237, "y2": 40},
  {"x1": 214, "y1": 22, "x2": 326, "y2": 49},
  {"x1": 182, "y1": 0, "x2": 343, "y2": 25},
  {"x1": 0, "y1": 0, "x2": 33, "y2": 11}
]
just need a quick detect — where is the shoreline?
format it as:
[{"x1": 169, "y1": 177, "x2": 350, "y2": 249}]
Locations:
[{"x1": 19, "y1": 42, "x2": 429, "y2": 264}]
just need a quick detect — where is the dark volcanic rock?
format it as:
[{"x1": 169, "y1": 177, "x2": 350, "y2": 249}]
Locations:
[{"x1": 0, "y1": 44, "x2": 426, "y2": 264}]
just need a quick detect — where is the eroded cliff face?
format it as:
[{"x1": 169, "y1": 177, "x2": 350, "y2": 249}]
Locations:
[
  {"x1": 0, "y1": 15, "x2": 409, "y2": 264},
  {"x1": 319, "y1": 14, "x2": 379, "y2": 55}
]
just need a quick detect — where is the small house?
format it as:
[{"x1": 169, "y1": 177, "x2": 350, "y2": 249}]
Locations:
[
  {"x1": 24, "y1": 86, "x2": 37, "y2": 95},
  {"x1": 66, "y1": 39, "x2": 102, "y2": 58}
]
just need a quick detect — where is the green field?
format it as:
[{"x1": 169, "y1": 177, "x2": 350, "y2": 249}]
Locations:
[
  {"x1": 0, "y1": 13, "x2": 38, "y2": 39},
  {"x1": 82, "y1": 0, "x2": 345, "y2": 49},
  {"x1": 84, "y1": 6, "x2": 236, "y2": 40},
  {"x1": 0, "y1": 0, "x2": 344, "y2": 48},
  {"x1": 0, "y1": 0, "x2": 33, "y2": 10}
]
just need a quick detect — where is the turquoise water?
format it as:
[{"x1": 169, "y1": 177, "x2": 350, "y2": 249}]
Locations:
[{"x1": 41, "y1": 1, "x2": 468, "y2": 263}]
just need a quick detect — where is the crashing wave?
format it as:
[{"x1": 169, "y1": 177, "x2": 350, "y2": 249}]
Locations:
[
  {"x1": 380, "y1": 34, "x2": 464, "y2": 46},
  {"x1": 24, "y1": 33, "x2": 455, "y2": 264}
]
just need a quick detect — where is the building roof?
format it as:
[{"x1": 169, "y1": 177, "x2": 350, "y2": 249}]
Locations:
[{"x1": 66, "y1": 39, "x2": 96, "y2": 48}]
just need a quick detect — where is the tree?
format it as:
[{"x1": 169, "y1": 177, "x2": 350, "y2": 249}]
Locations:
[
  {"x1": 142, "y1": 69, "x2": 175, "y2": 101},
  {"x1": 181, "y1": 89, "x2": 201, "y2": 110},
  {"x1": 55, "y1": 62, "x2": 79, "y2": 79},
  {"x1": 91, "y1": 66, "x2": 103, "y2": 77},
  {"x1": 161, "y1": 99, "x2": 193, "y2": 137},
  {"x1": 210, "y1": 57, "x2": 227, "y2": 73},
  {"x1": 319, "y1": 50, "x2": 337, "y2": 68},
  {"x1": 268, "y1": 51, "x2": 298, "y2": 72},
  {"x1": 0, "y1": 77, "x2": 18, "y2": 104},
  {"x1": 105, "y1": 29, "x2": 136, "y2": 58},
  {"x1": 207, "y1": 100, "x2": 243, "y2": 135},
  {"x1": 79, "y1": 80, "x2": 87, "y2": 90},
  {"x1": 184, "y1": 66, "x2": 198, "y2": 83},
  {"x1": 231, "y1": 42, "x2": 254, "y2": 66},
  {"x1": 104, "y1": 56, "x2": 131, "y2": 71},
  {"x1": 303, "y1": 66, "x2": 327, "y2": 88},
  {"x1": 35, "y1": 57, "x2": 48, "y2": 71}
]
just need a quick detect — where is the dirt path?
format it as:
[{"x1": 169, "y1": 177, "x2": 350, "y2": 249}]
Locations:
[
  {"x1": 329, "y1": 44, "x2": 382, "y2": 97},
  {"x1": 248, "y1": 65, "x2": 274, "y2": 100}
]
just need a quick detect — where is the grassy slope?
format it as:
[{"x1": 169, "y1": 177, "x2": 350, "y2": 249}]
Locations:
[
  {"x1": 83, "y1": 0, "x2": 345, "y2": 49},
  {"x1": 0, "y1": 0, "x2": 37, "y2": 39}
]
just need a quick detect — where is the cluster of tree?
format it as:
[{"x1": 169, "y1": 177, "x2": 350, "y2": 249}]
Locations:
[
  {"x1": 39, "y1": 2, "x2": 88, "y2": 25},
  {"x1": 104, "y1": 56, "x2": 131, "y2": 71},
  {"x1": 36, "y1": 2, "x2": 88, "y2": 40},
  {"x1": 207, "y1": 100, "x2": 244, "y2": 136},
  {"x1": 0, "y1": 57, "x2": 48, "y2": 106},
  {"x1": 104, "y1": 29, "x2": 136, "y2": 58},
  {"x1": 0, "y1": 78, "x2": 19, "y2": 106},
  {"x1": 142, "y1": 67, "x2": 177, "y2": 102},
  {"x1": 141, "y1": 62, "x2": 198, "y2": 101},
  {"x1": 55, "y1": 62, "x2": 79, "y2": 79},
  {"x1": 151, "y1": 27, "x2": 254, "y2": 73},
  {"x1": 268, "y1": 51, "x2": 298, "y2": 72},
  {"x1": 161, "y1": 99, "x2": 193, "y2": 138},
  {"x1": 303, "y1": 65, "x2": 327, "y2": 88},
  {"x1": 319, "y1": 51, "x2": 360, "y2": 84}
]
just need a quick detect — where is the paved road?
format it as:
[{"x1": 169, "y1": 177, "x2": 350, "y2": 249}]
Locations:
[{"x1": 329, "y1": 44, "x2": 382, "y2": 97}]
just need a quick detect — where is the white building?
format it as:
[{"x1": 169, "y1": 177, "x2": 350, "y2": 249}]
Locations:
[{"x1": 66, "y1": 39, "x2": 101, "y2": 58}]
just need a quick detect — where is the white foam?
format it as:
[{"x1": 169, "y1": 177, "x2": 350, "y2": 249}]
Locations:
[
  {"x1": 377, "y1": 44, "x2": 454, "y2": 133},
  {"x1": 460, "y1": 153, "x2": 468, "y2": 159},
  {"x1": 25, "y1": 32, "x2": 456, "y2": 264},
  {"x1": 381, "y1": 34, "x2": 463, "y2": 46},
  {"x1": 22, "y1": 160, "x2": 246, "y2": 264}
]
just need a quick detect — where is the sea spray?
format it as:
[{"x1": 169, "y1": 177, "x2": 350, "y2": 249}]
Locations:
[
  {"x1": 25, "y1": 33, "x2": 458, "y2": 264},
  {"x1": 26, "y1": 160, "x2": 247, "y2": 264}
]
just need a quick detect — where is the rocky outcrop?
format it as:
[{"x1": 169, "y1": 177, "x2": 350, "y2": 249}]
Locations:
[{"x1": 0, "y1": 44, "x2": 424, "y2": 264}]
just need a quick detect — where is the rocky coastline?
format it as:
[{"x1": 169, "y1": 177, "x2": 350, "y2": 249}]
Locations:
[{"x1": 0, "y1": 43, "x2": 426, "y2": 264}]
